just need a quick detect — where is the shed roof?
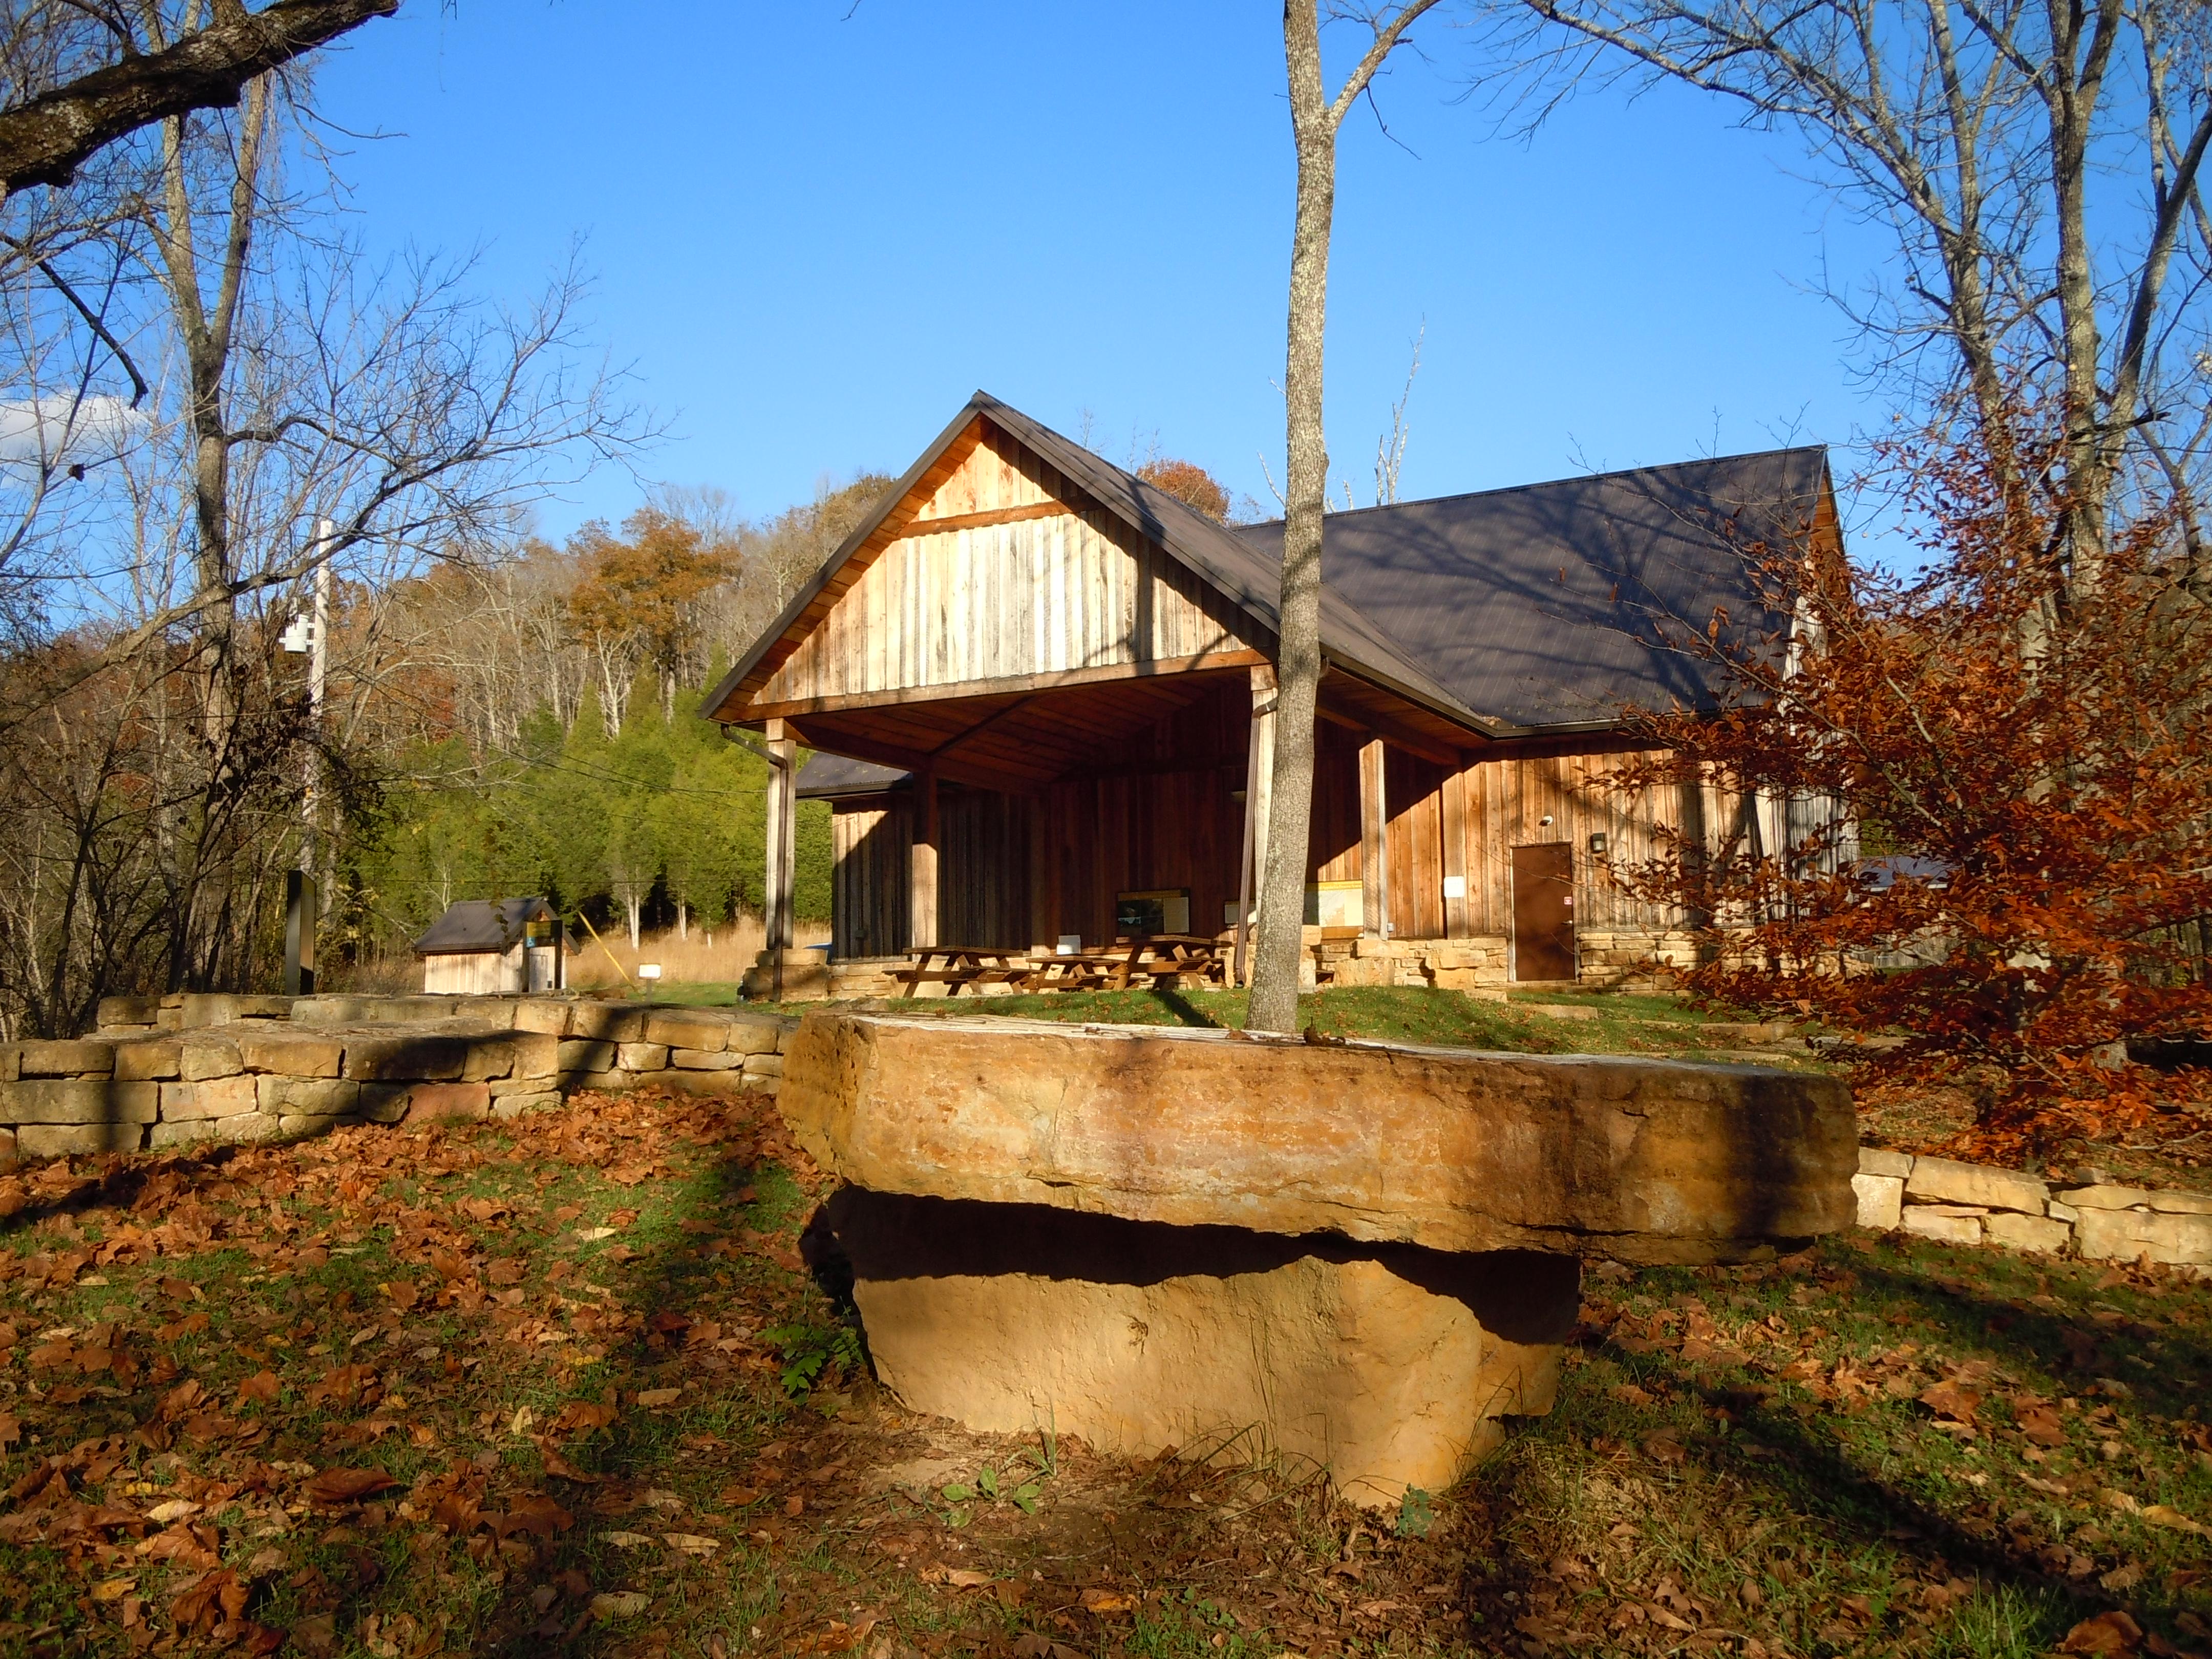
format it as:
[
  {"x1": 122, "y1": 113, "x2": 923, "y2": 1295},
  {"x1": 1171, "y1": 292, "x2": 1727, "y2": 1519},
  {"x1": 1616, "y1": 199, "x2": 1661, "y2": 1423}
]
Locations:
[
  {"x1": 1230, "y1": 448, "x2": 1827, "y2": 729},
  {"x1": 411, "y1": 896, "x2": 555, "y2": 957},
  {"x1": 796, "y1": 753, "x2": 910, "y2": 799}
]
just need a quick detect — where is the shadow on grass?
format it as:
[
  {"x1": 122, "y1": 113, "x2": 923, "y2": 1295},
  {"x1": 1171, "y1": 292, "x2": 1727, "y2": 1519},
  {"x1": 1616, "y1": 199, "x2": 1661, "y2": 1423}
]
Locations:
[
  {"x1": 1461, "y1": 1249, "x2": 2211, "y2": 1656},
  {"x1": 458, "y1": 1100, "x2": 859, "y2": 1657}
]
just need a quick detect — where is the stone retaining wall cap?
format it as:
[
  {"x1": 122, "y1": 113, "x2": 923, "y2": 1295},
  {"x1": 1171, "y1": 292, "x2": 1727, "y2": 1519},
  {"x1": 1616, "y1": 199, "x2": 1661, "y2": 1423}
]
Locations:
[
  {"x1": 1904, "y1": 1155, "x2": 2048, "y2": 1213},
  {"x1": 1857, "y1": 1146, "x2": 1914, "y2": 1179},
  {"x1": 2059, "y1": 1184, "x2": 2156, "y2": 1211}
]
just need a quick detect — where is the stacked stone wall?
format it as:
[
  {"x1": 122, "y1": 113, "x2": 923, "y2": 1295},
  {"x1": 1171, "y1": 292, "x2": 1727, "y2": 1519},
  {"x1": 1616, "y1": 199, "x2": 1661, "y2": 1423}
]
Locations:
[
  {"x1": 1313, "y1": 931, "x2": 1694, "y2": 995},
  {"x1": 0, "y1": 993, "x2": 796, "y2": 1166},
  {"x1": 16, "y1": 992, "x2": 2210, "y2": 1281},
  {"x1": 1853, "y1": 1146, "x2": 2210, "y2": 1271}
]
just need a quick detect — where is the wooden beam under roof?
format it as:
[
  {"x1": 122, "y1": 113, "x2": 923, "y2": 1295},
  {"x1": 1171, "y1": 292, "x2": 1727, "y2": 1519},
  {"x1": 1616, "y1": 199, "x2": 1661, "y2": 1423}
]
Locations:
[
  {"x1": 737, "y1": 649, "x2": 1268, "y2": 724},
  {"x1": 782, "y1": 719, "x2": 1046, "y2": 795},
  {"x1": 1314, "y1": 670, "x2": 1467, "y2": 767}
]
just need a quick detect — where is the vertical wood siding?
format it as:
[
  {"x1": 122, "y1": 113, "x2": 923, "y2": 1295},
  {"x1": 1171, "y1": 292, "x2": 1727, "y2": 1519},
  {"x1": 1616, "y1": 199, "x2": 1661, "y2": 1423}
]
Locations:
[
  {"x1": 830, "y1": 804, "x2": 910, "y2": 960},
  {"x1": 830, "y1": 738, "x2": 1727, "y2": 952},
  {"x1": 759, "y1": 435, "x2": 1252, "y2": 708}
]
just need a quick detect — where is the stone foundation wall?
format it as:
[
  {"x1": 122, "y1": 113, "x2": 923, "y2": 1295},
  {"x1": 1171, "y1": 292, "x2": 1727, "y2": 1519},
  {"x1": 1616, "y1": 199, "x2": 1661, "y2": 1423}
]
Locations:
[
  {"x1": 1853, "y1": 1146, "x2": 2211, "y2": 1271},
  {"x1": 1572, "y1": 930, "x2": 1699, "y2": 991},
  {"x1": 1313, "y1": 931, "x2": 1694, "y2": 995},
  {"x1": 0, "y1": 993, "x2": 795, "y2": 1166}
]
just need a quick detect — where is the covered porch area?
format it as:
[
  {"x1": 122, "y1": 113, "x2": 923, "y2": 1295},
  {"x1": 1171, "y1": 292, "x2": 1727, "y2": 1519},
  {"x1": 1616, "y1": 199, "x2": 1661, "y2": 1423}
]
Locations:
[{"x1": 750, "y1": 654, "x2": 1504, "y2": 998}]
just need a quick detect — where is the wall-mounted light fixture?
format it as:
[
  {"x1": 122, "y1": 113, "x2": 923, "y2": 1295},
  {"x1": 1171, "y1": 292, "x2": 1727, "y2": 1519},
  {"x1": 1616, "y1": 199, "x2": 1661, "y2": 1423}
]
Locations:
[
  {"x1": 1589, "y1": 832, "x2": 1609, "y2": 857},
  {"x1": 1538, "y1": 814, "x2": 1555, "y2": 828}
]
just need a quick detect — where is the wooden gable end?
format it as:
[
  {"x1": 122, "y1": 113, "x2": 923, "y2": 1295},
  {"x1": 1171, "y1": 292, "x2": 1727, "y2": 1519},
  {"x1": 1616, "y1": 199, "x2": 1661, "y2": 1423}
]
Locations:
[{"x1": 734, "y1": 420, "x2": 1265, "y2": 720}]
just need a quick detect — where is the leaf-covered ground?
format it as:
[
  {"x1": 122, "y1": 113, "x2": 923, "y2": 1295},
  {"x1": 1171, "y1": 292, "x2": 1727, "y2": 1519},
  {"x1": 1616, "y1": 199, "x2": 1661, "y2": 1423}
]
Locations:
[{"x1": 1, "y1": 1088, "x2": 2208, "y2": 1659}]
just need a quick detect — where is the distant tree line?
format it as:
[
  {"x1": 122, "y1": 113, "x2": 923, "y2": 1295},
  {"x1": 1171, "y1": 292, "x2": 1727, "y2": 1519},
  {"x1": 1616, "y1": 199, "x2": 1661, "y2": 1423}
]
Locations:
[{"x1": 339, "y1": 480, "x2": 891, "y2": 960}]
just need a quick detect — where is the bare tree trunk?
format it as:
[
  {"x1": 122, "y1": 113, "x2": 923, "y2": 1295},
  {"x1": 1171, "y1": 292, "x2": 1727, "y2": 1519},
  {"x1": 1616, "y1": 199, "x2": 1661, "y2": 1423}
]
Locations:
[
  {"x1": 2046, "y1": 0, "x2": 2123, "y2": 597},
  {"x1": 1248, "y1": 0, "x2": 1437, "y2": 1033},
  {"x1": 1248, "y1": 2, "x2": 1337, "y2": 1034}
]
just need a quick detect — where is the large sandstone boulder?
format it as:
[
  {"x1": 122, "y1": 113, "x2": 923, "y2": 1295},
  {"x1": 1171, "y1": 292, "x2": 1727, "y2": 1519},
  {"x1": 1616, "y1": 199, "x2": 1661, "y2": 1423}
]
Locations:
[
  {"x1": 782, "y1": 1014, "x2": 1856, "y2": 1265},
  {"x1": 818, "y1": 1189, "x2": 1575, "y2": 1506}
]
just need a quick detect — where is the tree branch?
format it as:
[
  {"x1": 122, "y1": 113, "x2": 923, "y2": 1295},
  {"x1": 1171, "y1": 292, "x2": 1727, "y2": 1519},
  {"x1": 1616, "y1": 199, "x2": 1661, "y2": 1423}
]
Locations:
[{"x1": 0, "y1": 0, "x2": 396, "y2": 194}]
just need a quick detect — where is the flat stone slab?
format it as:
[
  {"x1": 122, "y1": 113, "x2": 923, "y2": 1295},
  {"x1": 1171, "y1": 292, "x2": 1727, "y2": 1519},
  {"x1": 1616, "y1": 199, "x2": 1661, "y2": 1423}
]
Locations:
[{"x1": 781, "y1": 1015, "x2": 1856, "y2": 1264}]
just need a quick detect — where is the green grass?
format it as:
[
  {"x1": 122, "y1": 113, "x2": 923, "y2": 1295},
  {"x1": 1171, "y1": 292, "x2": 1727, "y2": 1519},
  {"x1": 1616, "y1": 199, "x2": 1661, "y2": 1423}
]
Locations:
[
  {"x1": 886, "y1": 983, "x2": 1817, "y2": 1066},
  {"x1": 601, "y1": 981, "x2": 744, "y2": 1007}
]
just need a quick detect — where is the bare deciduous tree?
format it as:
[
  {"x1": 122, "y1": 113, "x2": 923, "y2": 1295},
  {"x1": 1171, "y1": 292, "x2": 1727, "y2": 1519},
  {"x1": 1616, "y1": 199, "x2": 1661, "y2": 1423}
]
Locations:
[
  {"x1": 0, "y1": 47, "x2": 646, "y2": 1034},
  {"x1": 1495, "y1": 0, "x2": 2212, "y2": 604},
  {"x1": 1249, "y1": 0, "x2": 1441, "y2": 1034}
]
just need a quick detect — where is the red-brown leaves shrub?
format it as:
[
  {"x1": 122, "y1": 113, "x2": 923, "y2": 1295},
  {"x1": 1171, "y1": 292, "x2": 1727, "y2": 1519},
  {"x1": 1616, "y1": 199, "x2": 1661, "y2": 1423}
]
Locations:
[{"x1": 1609, "y1": 405, "x2": 2212, "y2": 1156}]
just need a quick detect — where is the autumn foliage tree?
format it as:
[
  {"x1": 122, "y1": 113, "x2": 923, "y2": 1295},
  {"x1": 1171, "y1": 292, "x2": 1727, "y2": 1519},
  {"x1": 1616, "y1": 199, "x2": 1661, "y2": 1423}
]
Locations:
[
  {"x1": 1136, "y1": 457, "x2": 1232, "y2": 522},
  {"x1": 565, "y1": 507, "x2": 737, "y2": 725},
  {"x1": 1609, "y1": 408, "x2": 2212, "y2": 1160}
]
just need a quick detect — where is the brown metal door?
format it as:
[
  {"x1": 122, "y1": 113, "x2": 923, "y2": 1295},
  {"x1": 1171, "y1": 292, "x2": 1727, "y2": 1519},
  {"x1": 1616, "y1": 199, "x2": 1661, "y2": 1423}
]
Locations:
[{"x1": 1511, "y1": 843, "x2": 1576, "y2": 982}]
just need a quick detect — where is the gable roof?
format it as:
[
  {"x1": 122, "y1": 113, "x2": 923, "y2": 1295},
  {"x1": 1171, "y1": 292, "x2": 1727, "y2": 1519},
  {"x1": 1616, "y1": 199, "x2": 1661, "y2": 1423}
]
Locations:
[
  {"x1": 1228, "y1": 449, "x2": 1827, "y2": 730},
  {"x1": 411, "y1": 896, "x2": 555, "y2": 957},
  {"x1": 705, "y1": 393, "x2": 1833, "y2": 740},
  {"x1": 703, "y1": 391, "x2": 1491, "y2": 735}
]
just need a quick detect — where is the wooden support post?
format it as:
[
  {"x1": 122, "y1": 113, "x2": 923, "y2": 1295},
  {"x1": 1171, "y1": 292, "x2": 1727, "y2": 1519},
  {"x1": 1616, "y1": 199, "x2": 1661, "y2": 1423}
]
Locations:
[
  {"x1": 911, "y1": 765, "x2": 940, "y2": 951},
  {"x1": 1441, "y1": 765, "x2": 1471, "y2": 940},
  {"x1": 284, "y1": 869, "x2": 317, "y2": 996},
  {"x1": 1235, "y1": 664, "x2": 1277, "y2": 987},
  {"x1": 1359, "y1": 736, "x2": 1389, "y2": 939},
  {"x1": 763, "y1": 719, "x2": 797, "y2": 996}
]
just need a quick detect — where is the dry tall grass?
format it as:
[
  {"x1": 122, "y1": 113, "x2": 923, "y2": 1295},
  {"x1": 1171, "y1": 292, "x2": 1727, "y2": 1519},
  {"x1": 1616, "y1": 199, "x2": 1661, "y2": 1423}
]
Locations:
[
  {"x1": 327, "y1": 917, "x2": 832, "y2": 994},
  {"x1": 565, "y1": 917, "x2": 831, "y2": 989}
]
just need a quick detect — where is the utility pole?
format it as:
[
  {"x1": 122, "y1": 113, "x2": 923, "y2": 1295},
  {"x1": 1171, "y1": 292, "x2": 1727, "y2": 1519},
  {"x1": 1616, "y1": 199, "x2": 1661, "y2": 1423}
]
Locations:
[{"x1": 283, "y1": 519, "x2": 333, "y2": 995}]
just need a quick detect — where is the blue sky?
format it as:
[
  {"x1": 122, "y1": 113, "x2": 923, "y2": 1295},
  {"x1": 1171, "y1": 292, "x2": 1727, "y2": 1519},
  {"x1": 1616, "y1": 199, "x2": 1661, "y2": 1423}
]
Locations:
[{"x1": 313, "y1": 2, "x2": 1895, "y2": 541}]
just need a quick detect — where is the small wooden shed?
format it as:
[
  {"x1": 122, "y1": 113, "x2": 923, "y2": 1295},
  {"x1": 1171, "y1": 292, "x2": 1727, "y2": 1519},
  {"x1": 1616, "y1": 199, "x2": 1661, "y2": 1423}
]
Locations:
[{"x1": 411, "y1": 897, "x2": 564, "y2": 995}]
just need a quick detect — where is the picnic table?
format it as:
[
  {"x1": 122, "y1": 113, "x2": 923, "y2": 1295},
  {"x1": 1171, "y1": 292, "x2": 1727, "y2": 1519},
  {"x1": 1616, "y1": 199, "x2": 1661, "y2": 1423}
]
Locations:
[
  {"x1": 894, "y1": 936, "x2": 1231, "y2": 998},
  {"x1": 1020, "y1": 933, "x2": 1226, "y2": 992},
  {"x1": 891, "y1": 946, "x2": 1033, "y2": 998}
]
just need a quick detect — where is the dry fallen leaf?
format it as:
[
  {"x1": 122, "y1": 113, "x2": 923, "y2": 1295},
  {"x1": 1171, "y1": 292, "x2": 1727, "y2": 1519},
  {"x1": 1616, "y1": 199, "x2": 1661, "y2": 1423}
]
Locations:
[
  {"x1": 2061, "y1": 1610, "x2": 2144, "y2": 1654},
  {"x1": 169, "y1": 1567, "x2": 249, "y2": 1635},
  {"x1": 944, "y1": 1569, "x2": 994, "y2": 1589},
  {"x1": 664, "y1": 1533, "x2": 720, "y2": 1555},
  {"x1": 2017, "y1": 1405, "x2": 2068, "y2": 1446},
  {"x1": 636, "y1": 1387, "x2": 682, "y2": 1408},
  {"x1": 304, "y1": 1466, "x2": 398, "y2": 1506},
  {"x1": 1919, "y1": 1379, "x2": 1981, "y2": 1424},
  {"x1": 2141, "y1": 1504, "x2": 2211, "y2": 1537},
  {"x1": 592, "y1": 1591, "x2": 650, "y2": 1620},
  {"x1": 603, "y1": 1531, "x2": 655, "y2": 1548},
  {"x1": 1079, "y1": 1588, "x2": 1135, "y2": 1614}
]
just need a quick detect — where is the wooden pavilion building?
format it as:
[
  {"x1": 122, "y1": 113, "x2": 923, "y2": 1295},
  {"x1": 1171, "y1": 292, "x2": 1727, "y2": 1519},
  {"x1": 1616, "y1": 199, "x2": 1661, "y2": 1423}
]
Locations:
[{"x1": 703, "y1": 392, "x2": 1842, "y2": 995}]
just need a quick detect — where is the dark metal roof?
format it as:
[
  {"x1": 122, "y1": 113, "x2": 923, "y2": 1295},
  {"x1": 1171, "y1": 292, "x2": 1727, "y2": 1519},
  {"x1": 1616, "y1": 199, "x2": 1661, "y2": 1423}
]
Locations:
[
  {"x1": 796, "y1": 753, "x2": 910, "y2": 799},
  {"x1": 1231, "y1": 449, "x2": 1825, "y2": 730},
  {"x1": 970, "y1": 396, "x2": 1491, "y2": 730},
  {"x1": 705, "y1": 393, "x2": 1833, "y2": 740},
  {"x1": 411, "y1": 896, "x2": 555, "y2": 957}
]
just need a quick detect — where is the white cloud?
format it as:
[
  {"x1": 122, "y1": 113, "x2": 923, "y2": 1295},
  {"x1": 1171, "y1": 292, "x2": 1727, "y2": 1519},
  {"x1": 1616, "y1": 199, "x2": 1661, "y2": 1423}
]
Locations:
[{"x1": 0, "y1": 394, "x2": 147, "y2": 469}]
